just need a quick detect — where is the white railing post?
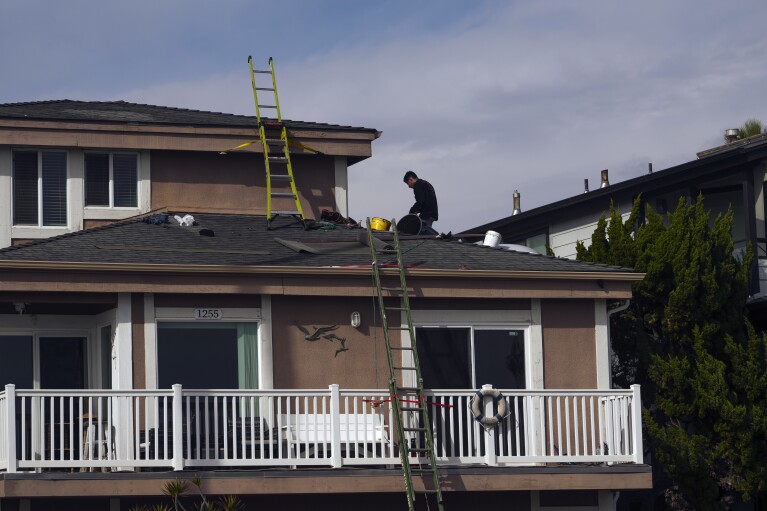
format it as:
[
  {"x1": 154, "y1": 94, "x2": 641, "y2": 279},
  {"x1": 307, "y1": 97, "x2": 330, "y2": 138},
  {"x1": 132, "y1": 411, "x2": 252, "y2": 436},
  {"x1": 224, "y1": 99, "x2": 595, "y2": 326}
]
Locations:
[
  {"x1": 172, "y1": 384, "x2": 184, "y2": 471},
  {"x1": 5, "y1": 385, "x2": 17, "y2": 473},
  {"x1": 329, "y1": 384, "x2": 342, "y2": 468},
  {"x1": 481, "y1": 384, "x2": 497, "y2": 466},
  {"x1": 630, "y1": 385, "x2": 643, "y2": 464}
]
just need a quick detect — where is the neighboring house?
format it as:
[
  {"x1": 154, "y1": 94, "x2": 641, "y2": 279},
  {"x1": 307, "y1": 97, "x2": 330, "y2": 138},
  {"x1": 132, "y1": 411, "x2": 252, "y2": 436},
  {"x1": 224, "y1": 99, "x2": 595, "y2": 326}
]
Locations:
[
  {"x1": 473, "y1": 133, "x2": 767, "y2": 328},
  {"x1": 0, "y1": 101, "x2": 650, "y2": 511}
]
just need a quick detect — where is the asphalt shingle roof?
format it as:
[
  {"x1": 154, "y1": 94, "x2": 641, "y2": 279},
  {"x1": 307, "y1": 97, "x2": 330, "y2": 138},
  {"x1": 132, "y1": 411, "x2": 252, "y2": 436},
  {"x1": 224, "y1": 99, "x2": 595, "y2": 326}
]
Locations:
[
  {"x1": 0, "y1": 100, "x2": 378, "y2": 134},
  {"x1": 0, "y1": 213, "x2": 634, "y2": 274}
]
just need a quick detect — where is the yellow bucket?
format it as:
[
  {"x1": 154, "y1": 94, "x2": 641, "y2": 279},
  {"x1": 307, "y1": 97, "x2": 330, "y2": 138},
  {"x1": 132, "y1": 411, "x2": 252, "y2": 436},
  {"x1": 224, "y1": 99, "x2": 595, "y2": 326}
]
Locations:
[{"x1": 370, "y1": 217, "x2": 391, "y2": 231}]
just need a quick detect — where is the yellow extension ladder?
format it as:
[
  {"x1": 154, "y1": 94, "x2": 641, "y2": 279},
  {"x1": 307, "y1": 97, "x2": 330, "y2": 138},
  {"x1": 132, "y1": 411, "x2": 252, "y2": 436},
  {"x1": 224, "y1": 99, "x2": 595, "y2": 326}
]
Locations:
[
  {"x1": 367, "y1": 220, "x2": 446, "y2": 511},
  {"x1": 248, "y1": 56, "x2": 306, "y2": 229}
]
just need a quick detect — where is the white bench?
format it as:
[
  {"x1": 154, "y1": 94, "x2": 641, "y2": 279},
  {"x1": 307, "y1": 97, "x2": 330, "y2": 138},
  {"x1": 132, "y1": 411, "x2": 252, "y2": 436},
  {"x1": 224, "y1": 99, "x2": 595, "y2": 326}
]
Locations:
[{"x1": 282, "y1": 413, "x2": 388, "y2": 444}]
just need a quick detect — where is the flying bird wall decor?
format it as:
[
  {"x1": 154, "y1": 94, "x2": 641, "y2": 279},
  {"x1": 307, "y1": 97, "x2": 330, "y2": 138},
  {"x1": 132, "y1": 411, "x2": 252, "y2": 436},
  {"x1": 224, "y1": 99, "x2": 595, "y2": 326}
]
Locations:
[{"x1": 295, "y1": 324, "x2": 349, "y2": 357}]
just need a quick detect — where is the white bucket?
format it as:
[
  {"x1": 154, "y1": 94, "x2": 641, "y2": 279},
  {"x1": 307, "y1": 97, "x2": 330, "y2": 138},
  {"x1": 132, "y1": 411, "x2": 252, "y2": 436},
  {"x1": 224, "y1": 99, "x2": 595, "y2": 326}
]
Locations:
[{"x1": 482, "y1": 230, "x2": 502, "y2": 248}]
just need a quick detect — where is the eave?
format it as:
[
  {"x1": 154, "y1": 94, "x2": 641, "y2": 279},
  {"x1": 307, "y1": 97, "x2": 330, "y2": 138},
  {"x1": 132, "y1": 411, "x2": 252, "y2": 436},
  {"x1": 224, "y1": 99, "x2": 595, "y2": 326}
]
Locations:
[{"x1": 0, "y1": 261, "x2": 641, "y2": 298}]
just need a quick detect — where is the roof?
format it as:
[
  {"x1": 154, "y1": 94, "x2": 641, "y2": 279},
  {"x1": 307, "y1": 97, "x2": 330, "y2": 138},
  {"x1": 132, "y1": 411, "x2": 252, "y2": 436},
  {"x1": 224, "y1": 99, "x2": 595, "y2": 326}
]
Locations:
[
  {"x1": 0, "y1": 213, "x2": 635, "y2": 277},
  {"x1": 0, "y1": 100, "x2": 380, "y2": 135},
  {"x1": 472, "y1": 132, "x2": 767, "y2": 235}
]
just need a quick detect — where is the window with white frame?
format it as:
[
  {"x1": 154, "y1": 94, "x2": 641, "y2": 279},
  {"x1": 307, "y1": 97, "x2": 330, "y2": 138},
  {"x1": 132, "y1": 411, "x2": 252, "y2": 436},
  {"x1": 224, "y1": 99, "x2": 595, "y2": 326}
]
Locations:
[
  {"x1": 415, "y1": 326, "x2": 527, "y2": 390},
  {"x1": 12, "y1": 150, "x2": 68, "y2": 226},
  {"x1": 84, "y1": 152, "x2": 138, "y2": 208}
]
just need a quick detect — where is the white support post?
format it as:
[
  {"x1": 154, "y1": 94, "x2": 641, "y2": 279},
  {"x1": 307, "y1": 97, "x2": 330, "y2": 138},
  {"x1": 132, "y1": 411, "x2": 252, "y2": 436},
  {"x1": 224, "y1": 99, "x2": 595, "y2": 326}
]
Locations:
[
  {"x1": 329, "y1": 384, "x2": 342, "y2": 468},
  {"x1": 5, "y1": 384, "x2": 17, "y2": 473},
  {"x1": 630, "y1": 384, "x2": 643, "y2": 464},
  {"x1": 482, "y1": 384, "x2": 498, "y2": 466},
  {"x1": 172, "y1": 384, "x2": 184, "y2": 471}
]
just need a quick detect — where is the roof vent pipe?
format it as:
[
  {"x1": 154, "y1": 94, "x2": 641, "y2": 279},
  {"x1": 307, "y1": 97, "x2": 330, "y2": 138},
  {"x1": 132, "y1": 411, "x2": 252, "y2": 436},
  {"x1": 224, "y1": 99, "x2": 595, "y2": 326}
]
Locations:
[
  {"x1": 584, "y1": 179, "x2": 589, "y2": 193},
  {"x1": 725, "y1": 128, "x2": 740, "y2": 143},
  {"x1": 648, "y1": 163, "x2": 653, "y2": 174},
  {"x1": 600, "y1": 169, "x2": 609, "y2": 188},
  {"x1": 512, "y1": 190, "x2": 521, "y2": 215}
]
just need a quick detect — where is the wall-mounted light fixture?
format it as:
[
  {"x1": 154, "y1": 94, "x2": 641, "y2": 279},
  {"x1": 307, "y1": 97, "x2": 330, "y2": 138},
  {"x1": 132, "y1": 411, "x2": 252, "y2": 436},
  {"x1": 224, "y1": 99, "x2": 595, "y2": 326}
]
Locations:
[{"x1": 351, "y1": 311, "x2": 361, "y2": 328}]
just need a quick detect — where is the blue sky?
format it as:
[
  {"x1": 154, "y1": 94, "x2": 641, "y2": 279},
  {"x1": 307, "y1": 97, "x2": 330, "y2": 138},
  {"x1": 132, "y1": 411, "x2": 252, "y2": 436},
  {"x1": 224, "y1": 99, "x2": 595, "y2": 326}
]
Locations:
[{"x1": 2, "y1": 0, "x2": 766, "y2": 232}]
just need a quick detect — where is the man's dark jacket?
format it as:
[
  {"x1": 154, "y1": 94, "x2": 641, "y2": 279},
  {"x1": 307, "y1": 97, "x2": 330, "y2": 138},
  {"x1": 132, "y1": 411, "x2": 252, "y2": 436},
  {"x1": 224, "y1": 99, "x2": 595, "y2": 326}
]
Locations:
[{"x1": 409, "y1": 179, "x2": 438, "y2": 221}]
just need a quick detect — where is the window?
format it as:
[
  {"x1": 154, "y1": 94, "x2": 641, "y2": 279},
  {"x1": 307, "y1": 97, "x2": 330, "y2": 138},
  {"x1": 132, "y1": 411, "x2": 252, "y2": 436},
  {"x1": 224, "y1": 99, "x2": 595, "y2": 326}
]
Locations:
[
  {"x1": 157, "y1": 322, "x2": 258, "y2": 389},
  {"x1": 416, "y1": 326, "x2": 527, "y2": 389},
  {"x1": 85, "y1": 152, "x2": 138, "y2": 208},
  {"x1": 12, "y1": 150, "x2": 68, "y2": 226}
]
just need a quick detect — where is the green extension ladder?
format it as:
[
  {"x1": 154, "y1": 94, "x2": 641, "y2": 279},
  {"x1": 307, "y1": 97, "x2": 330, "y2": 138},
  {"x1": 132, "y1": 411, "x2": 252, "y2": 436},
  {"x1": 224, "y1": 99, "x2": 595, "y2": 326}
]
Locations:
[
  {"x1": 248, "y1": 56, "x2": 306, "y2": 229},
  {"x1": 367, "y1": 219, "x2": 445, "y2": 511}
]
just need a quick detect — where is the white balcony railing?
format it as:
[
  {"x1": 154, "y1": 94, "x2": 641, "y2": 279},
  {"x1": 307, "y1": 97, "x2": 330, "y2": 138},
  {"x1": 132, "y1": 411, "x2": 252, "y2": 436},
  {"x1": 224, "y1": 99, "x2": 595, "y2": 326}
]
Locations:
[{"x1": 0, "y1": 384, "x2": 642, "y2": 473}]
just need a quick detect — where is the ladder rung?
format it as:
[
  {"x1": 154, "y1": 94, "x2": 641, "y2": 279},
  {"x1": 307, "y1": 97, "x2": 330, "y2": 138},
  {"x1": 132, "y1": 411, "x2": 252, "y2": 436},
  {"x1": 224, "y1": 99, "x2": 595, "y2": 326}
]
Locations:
[
  {"x1": 386, "y1": 307, "x2": 407, "y2": 311},
  {"x1": 393, "y1": 367, "x2": 417, "y2": 371},
  {"x1": 390, "y1": 346, "x2": 413, "y2": 350},
  {"x1": 268, "y1": 156, "x2": 288, "y2": 162},
  {"x1": 270, "y1": 175, "x2": 292, "y2": 181},
  {"x1": 260, "y1": 105, "x2": 277, "y2": 109},
  {"x1": 271, "y1": 193, "x2": 296, "y2": 198},
  {"x1": 253, "y1": 70, "x2": 272, "y2": 74},
  {"x1": 272, "y1": 211, "x2": 302, "y2": 215},
  {"x1": 398, "y1": 387, "x2": 421, "y2": 392},
  {"x1": 380, "y1": 287, "x2": 402, "y2": 291},
  {"x1": 401, "y1": 407, "x2": 422, "y2": 411},
  {"x1": 388, "y1": 326, "x2": 411, "y2": 330},
  {"x1": 256, "y1": 87, "x2": 275, "y2": 91},
  {"x1": 265, "y1": 138, "x2": 284, "y2": 144},
  {"x1": 403, "y1": 427, "x2": 427, "y2": 432},
  {"x1": 409, "y1": 448, "x2": 431, "y2": 453}
]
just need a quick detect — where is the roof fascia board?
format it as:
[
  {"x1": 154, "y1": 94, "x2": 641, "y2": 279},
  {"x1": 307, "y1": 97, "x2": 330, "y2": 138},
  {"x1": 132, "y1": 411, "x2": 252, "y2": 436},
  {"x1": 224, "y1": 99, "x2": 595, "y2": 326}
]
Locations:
[
  {"x1": 0, "y1": 124, "x2": 374, "y2": 158},
  {"x1": 0, "y1": 259, "x2": 643, "y2": 281}
]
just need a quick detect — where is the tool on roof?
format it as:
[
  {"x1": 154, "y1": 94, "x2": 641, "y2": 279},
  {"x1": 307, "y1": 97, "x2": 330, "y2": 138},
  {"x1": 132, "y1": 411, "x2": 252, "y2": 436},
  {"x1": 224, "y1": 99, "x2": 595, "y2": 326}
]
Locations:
[
  {"x1": 248, "y1": 56, "x2": 306, "y2": 230},
  {"x1": 367, "y1": 218, "x2": 445, "y2": 511}
]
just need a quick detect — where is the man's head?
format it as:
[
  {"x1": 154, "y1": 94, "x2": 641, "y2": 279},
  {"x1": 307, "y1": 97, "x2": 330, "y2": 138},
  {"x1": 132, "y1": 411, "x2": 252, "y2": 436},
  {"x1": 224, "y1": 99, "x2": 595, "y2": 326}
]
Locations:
[{"x1": 403, "y1": 170, "x2": 418, "y2": 188}]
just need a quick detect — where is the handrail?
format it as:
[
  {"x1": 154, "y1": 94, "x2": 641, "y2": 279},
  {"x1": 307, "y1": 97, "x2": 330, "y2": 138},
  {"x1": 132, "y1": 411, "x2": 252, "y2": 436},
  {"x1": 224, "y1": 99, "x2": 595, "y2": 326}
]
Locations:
[{"x1": 0, "y1": 384, "x2": 642, "y2": 472}]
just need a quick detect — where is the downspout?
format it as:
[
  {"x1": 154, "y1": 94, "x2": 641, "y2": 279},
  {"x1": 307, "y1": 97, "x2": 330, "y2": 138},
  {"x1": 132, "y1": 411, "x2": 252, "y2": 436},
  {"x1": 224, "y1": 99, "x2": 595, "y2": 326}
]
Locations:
[{"x1": 606, "y1": 299, "x2": 631, "y2": 389}]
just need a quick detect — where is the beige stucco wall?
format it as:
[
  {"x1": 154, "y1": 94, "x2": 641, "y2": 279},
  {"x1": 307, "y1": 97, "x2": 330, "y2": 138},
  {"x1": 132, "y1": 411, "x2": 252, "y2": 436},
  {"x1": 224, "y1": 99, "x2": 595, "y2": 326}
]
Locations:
[
  {"x1": 271, "y1": 295, "x2": 395, "y2": 389},
  {"x1": 150, "y1": 150, "x2": 338, "y2": 220},
  {"x1": 541, "y1": 299, "x2": 597, "y2": 389}
]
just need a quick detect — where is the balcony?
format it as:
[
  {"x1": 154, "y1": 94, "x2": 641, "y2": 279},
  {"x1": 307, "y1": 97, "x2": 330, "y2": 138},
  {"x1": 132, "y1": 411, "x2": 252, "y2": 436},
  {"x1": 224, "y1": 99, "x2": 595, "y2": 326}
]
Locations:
[{"x1": 0, "y1": 384, "x2": 642, "y2": 473}]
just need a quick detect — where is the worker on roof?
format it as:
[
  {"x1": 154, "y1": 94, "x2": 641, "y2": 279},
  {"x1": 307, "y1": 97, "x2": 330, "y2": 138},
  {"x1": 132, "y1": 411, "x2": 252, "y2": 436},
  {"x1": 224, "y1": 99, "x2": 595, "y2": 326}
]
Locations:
[{"x1": 403, "y1": 170, "x2": 438, "y2": 228}]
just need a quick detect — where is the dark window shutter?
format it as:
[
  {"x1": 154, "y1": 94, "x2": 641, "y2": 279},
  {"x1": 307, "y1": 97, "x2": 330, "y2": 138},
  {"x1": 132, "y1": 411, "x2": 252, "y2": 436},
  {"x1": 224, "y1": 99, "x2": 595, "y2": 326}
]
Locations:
[
  {"x1": 41, "y1": 152, "x2": 67, "y2": 226},
  {"x1": 85, "y1": 153, "x2": 110, "y2": 206},
  {"x1": 113, "y1": 153, "x2": 138, "y2": 207},
  {"x1": 12, "y1": 151, "x2": 39, "y2": 225}
]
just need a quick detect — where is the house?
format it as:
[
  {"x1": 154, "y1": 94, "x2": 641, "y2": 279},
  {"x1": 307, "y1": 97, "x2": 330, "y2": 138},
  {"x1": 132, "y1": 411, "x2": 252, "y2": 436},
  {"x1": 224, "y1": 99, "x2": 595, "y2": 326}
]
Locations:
[
  {"x1": 472, "y1": 132, "x2": 767, "y2": 329},
  {"x1": 0, "y1": 100, "x2": 377, "y2": 248},
  {"x1": 0, "y1": 101, "x2": 650, "y2": 511}
]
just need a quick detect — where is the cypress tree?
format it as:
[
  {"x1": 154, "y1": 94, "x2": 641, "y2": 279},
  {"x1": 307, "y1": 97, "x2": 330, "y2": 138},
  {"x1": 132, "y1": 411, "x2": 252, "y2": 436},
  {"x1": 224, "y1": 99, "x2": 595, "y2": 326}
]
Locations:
[{"x1": 576, "y1": 196, "x2": 767, "y2": 509}]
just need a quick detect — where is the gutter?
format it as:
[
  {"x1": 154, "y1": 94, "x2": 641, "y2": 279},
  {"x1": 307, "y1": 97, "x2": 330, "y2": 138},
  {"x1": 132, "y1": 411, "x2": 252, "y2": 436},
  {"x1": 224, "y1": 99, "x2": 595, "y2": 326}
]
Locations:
[{"x1": 0, "y1": 260, "x2": 645, "y2": 281}]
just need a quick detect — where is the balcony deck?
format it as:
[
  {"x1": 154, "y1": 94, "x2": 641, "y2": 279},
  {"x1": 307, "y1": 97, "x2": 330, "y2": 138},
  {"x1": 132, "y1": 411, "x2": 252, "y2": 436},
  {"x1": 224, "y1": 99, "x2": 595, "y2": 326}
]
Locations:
[{"x1": 0, "y1": 385, "x2": 643, "y2": 473}]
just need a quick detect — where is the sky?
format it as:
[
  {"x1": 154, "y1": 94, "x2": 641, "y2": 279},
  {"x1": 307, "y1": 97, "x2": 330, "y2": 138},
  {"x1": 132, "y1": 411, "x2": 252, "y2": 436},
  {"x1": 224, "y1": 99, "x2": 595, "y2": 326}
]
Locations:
[{"x1": 2, "y1": 0, "x2": 766, "y2": 233}]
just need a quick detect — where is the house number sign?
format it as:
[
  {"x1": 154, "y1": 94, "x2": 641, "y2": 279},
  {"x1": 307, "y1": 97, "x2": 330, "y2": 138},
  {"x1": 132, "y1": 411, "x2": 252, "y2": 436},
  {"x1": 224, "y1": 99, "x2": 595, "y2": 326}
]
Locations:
[{"x1": 193, "y1": 308, "x2": 223, "y2": 319}]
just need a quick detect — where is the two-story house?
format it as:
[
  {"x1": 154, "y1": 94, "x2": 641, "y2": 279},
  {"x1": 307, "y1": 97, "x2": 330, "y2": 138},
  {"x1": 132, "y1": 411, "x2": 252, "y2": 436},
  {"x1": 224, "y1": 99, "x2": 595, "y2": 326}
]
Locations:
[
  {"x1": 473, "y1": 133, "x2": 767, "y2": 329},
  {"x1": 0, "y1": 100, "x2": 650, "y2": 511}
]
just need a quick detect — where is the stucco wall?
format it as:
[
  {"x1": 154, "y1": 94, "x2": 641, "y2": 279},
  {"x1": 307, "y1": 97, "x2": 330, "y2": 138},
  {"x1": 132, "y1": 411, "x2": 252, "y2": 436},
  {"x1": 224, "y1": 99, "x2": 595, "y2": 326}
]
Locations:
[
  {"x1": 541, "y1": 299, "x2": 597, "y2": 389},
  {"x1": 271, "y1": 295, "x2": 394, "y2": 389},
  {"x1": 150, "y1": 150, "x2": 337, "y2": 220}
]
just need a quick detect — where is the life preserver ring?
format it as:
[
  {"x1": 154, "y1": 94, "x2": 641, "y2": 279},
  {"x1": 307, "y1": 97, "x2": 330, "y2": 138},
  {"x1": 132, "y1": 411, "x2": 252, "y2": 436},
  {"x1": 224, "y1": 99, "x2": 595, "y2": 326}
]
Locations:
[{"x1": 470, "y1": 387, "x2": 508, "y2": 426}]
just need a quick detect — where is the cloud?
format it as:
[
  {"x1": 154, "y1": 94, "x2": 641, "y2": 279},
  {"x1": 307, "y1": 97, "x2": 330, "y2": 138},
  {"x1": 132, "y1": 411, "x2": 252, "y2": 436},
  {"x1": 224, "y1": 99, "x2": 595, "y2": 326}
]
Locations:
[{"x1": 3, "y1": 0, "x2": 767, "y2": 233}]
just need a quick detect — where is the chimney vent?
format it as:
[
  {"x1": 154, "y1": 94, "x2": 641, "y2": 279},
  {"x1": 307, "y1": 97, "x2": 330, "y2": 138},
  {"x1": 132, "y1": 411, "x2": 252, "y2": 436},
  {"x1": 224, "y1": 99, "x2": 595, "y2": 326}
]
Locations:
[
  {"x1": 648, "y1": 163, "x2": 653, "y2": 174},
  {"x1": 600, "y1": 169, "x2": 609, "y2": 188},
  {"x1": 512, "y1": 190, "x2": 521, "y2": 215},
  {"x1": 584, "y1": 179, "x2": 589, "y2": 193},
  {"x1": 725, "y1": 129, "x2": 740, "y2": 143}
]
